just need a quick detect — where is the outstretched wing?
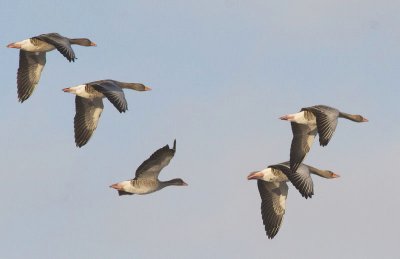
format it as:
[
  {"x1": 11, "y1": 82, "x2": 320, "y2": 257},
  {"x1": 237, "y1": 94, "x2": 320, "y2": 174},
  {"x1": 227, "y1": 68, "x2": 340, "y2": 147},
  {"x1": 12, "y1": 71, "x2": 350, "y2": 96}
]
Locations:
[
  {"x1": 257, "y1": 180, "x2": 288, "y2": 239},
  {"x1": 89, "y1": 80, "x2": 128, "y2": 113},
  {"x1": 17, "y1": 50, "x2": 46, "y2": 102},
  {"x1": 35, "y1": 33, "x2": 76, "y2": 62},
  {"x1": 270, "y1": 162, "x2": 314, "y2": 199},
  {"x1": 304, "y1": 105, "x2": 339, "y2": 146},
  {"x1": 290, "y1": 122, "x2": 317, "y2": 174},
  {"x1": 135, "y1": 140, "x2": 176, "y2": 180},
  {"x1": 74, "y1": 96, "x2": 104, "y2": 147}
]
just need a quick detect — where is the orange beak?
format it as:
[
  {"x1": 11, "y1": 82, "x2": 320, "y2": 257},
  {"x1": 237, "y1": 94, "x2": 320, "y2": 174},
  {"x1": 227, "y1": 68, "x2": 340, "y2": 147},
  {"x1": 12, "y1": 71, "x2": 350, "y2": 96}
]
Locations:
[
  {"x1": 279, "y1": 115, "x2": 294, "y2": 121},
  {"x1": 110, "y1": 183, "x2": 123, "y2": 190},
  {"x1": 7, "y1": 43, "x2": 21, "y2": 49},
  {"x1": 247, "y1": 171, "x2": 264, "y2": 180}
]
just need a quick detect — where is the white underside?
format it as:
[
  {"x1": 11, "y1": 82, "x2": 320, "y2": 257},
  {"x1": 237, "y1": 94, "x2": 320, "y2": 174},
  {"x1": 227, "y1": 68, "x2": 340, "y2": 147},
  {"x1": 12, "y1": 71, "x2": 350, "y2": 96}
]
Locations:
[
  {"x1": 120, "y1": 180, "x2": 158, "y2": 195},
  {"x1": 291, "y1": 111, "x2": 316, "y2": 125},
  {"x1": 261, "y1": 168, "x2": 288, "y2": 182},
  {"x1": 18, "y1": 39, "x2": 55, "y2": 52},
  {"x1": 68, "y1": 84, "x2": 104, "y2": 99}
]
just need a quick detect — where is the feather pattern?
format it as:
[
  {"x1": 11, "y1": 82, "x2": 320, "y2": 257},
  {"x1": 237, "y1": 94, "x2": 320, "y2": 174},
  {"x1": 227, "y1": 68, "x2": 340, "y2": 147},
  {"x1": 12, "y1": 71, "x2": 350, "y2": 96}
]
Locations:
[
  {"x1": 89, "y1": 80, "x2": 128, "y2": 113},
  {"x1": 17, "y1": 50, "x2": 46, "y2": 102},
  {"x1": 269, "y1": 162, "x2": 314, "y2": 199},
  {"x1": 257, "y1": 180, "x2": 288, "y2": 239},
  {"x1": 35, "y1": 33, "x2": 76, "y2": 62},
  {"x1": 290, "y1": 122, "x2": 317, "y2": 173},
  {"x1": 302, "y1": 105, "x2": 339, "y2": 146},
  {"x1": 135, "y1": 140, "x2": 176, "y2": 179},
  {"x1": 74, "y1": 96, "x2": 104, "y2": 147}
]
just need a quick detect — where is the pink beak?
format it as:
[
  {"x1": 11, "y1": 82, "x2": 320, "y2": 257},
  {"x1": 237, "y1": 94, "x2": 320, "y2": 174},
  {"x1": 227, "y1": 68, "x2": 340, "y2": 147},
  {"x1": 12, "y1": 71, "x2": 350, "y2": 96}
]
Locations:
[
  {"x1": 7, "y1": 43, "x2": 21, "y2": 49},
  {"x1": 279, "y1": 115, "x2": 294, "y2": 121},
  {"x1": 331, "y1": 173, "x2": 340, "y2": 178},
  {"x1": 90, "y1": 42, "x2": 97, "y2": 47},
  {"x1": 247, "y1": 171, "x2": 264, "y2": 180},
  {"x1": 110, "y1": 183, "x2": 122, "y2": 190},
  {"x1": 363, "y1": 118, "x2": 369, "y2": 122},
  {"x1": 144, "y1": 86, "x2": 152, "y2": 91},
  {"x1": 62, "y1": 88, "x2": 71, "y2": 92}
]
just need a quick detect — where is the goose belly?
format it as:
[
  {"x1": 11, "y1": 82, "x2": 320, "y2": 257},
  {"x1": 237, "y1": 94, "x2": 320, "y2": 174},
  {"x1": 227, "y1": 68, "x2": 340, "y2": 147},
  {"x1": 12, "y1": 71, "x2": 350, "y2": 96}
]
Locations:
[
  {"x1": 126, "y1": 181, "x2": 159, "y2": 195},
  {"x1": 22, "y1": 39, "x2": 55, "y2": 52},
  {"x1": 263, "y1": 168, "x2": 289, "y2": 182},
  {"x1": 73, "y1": 85, "x2": 104, "y2": 99},
  {"x1": 294, "y1": 111, "x2": 316, "y2": 125}
]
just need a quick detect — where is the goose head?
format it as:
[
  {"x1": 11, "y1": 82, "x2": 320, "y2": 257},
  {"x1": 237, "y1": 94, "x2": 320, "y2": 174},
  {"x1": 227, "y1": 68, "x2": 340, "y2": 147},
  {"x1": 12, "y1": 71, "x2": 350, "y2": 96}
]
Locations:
[
  {"x1": 167, "y1": 178, "x2": 188, "y2": 186},
  {"x1": 69, "y1": 38, "x2": 97, "y2": 47}
]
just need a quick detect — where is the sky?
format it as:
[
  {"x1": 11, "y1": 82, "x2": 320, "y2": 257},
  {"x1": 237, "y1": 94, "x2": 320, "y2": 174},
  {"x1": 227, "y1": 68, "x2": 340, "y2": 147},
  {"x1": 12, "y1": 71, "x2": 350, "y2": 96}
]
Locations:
[{"x1": 1, "y1": 0, "x2": 399, "y2": 258}]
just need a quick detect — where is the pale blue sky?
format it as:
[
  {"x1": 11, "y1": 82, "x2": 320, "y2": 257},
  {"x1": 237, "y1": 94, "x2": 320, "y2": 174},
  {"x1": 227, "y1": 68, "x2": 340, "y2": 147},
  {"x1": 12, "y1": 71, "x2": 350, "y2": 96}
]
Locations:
[{"x1": 1, "y1": 1, "x2": 399, "y2": 258}]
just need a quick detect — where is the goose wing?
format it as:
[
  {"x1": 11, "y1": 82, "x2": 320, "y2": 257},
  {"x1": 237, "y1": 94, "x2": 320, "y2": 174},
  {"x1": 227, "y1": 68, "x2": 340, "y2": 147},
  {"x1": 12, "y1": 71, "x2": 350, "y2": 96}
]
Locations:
[
  {"x1": 89, "y1": 80, "x2": 128, "y2": 113},
  {"x1": 257, "y1": 180, "x2": 288, "y2": 239},
  {"x1": 270, "y1": 162, "x2": 314, "y2": 199},
  {"x1": 17, "y1": 50, "x2": 46, "y2": 102},
  {"x1": 74, "y1": 96, "x2": 104, "y2": 147},
  {"x1": 135, "y1": 140, "x2": 176, "y2": 180},
  {"x1": 304, "y1": 105, "x2": 339, "y2": 146},
  {"x1": 290, "y1": 122, "x2": 317, "y2": 174},
  {"x1": 35, "y1": 33, "x2": 76, "y2": 62}
]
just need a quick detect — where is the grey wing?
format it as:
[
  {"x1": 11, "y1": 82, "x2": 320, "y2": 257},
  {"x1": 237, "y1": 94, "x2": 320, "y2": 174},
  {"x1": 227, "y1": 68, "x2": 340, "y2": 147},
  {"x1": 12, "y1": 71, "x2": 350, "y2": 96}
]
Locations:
[
  {"x1": 17, "y1": 50, "x2": 46, "y2": 102},
  {"x1": 89, "y1": 81, "x2": 128, "y2": 113},
  {"x1": 306, "y1": 105, "x2": 339, "y2": 147},
  {"x1": 270, "y1": 162, "x2": 314, "y2": 199},
  {"x1": 290, "y1": 122, "x2": 317, "y2": 174},
  {"x1": 135, "y1": 140, "x2": 176, "y2": 180},
  {"x1": 257, "y1": 180, "x2": 288, "y2": 239},
  {"x1": 35, "y1": 33, "x2": 76, "y2": 62},
  {"x1": 74, "y1": 96, "x2": 104, "y2": 147}
]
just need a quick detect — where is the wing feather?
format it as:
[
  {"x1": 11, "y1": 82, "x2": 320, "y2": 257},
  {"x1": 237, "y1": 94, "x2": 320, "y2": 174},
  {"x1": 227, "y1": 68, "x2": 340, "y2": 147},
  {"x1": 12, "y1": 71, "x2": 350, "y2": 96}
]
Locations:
[
  {"x1": 269, "y1": 162, "x2": 314, "y2": 199},
  {"x1": 74, "y1": 96, "x2": 104, "y2": 147},
  {"x1": 89, "y1": 80, "x2": 128, "y2": 113},
  {"x1": 17, "y1": 50, "x2": 46, "y2": 102},
  {"x1": 134, "y1": 140, "x2": 176, "y2": 179},
  {"x1": 304, "y1": 105, "x2": 339, "y2": 146},
  {"x1": 257, "y1": 180, "x2": 288, "y2": 239},
  {"x1": 289, "y1": 122, "x2": 317, "y2": 174},
  {"x1": 35, "y1": 33, "x2": 76, "y2": 62}
]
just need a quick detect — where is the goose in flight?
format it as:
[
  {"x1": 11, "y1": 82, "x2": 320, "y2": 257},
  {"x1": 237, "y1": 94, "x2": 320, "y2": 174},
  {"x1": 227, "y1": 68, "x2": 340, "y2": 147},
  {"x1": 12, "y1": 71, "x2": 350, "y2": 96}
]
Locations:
[
  {"x1": 247, "y1": 162, "x2": 339, "y2": 239},
  {"x1": 110, "y1": 140, "x2": 187, "y2": 195},
  {"x1": 7, "y1": 33, "x2": 96, "y2": 102},
  {"x1": 63, "y1": 79, "x2": 151, "y2": 147},
  {"x1": 280, "y1": 105, "x2": 368, "y2": 173}
]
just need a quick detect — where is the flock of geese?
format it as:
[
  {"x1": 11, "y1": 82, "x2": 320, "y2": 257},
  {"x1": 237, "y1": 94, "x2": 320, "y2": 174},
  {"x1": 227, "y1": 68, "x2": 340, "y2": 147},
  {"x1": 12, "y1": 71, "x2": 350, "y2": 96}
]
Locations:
[
  {"x1": 7, "y1": 33, "x2": 368, "y2": 239},
  {"x1": 248, "y1": 105, "x2": 367, "y2": 238}
]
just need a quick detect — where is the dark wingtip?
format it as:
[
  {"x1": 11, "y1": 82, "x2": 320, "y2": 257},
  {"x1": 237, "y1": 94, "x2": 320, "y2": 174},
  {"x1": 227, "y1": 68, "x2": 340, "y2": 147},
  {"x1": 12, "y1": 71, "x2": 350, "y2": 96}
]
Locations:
[
  {"x1": 18, "y1": 95, "x2": 28, "y2": 103},
  {"x1": 319, "y1": 142, "x2": 328, "y2": 147},
  {"x1": 173, "y1": 139, "x2": 176, "y2": 150},
  {"x1": 303, "y1": 194, "x2": 313, "y2": 199},
  {"x1": 118, "y1": 190, "x2": 134, "y2": 196},
  {"x1": 76, "y1": 142, "x2": 85, "y2": 148}
]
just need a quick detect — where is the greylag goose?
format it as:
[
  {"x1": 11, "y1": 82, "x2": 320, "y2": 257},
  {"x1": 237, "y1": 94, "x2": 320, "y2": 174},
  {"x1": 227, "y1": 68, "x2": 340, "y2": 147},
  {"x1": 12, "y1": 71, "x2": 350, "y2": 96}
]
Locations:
[
  {"x1": 63, "y1": 79, "x2": 151, "y2": 147},
  {"x1": 7, "y1": 33, "x2": 96, "y2": 102},
  {"x1": 280, "y1": 105, "x2": 368, "y2": 173},
  {"x1": 247, "y1": 162, "x2": 339, "y2": 239},
  {"x1": 110, "y1": 140, "x2": 187, "y2": 195}
]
